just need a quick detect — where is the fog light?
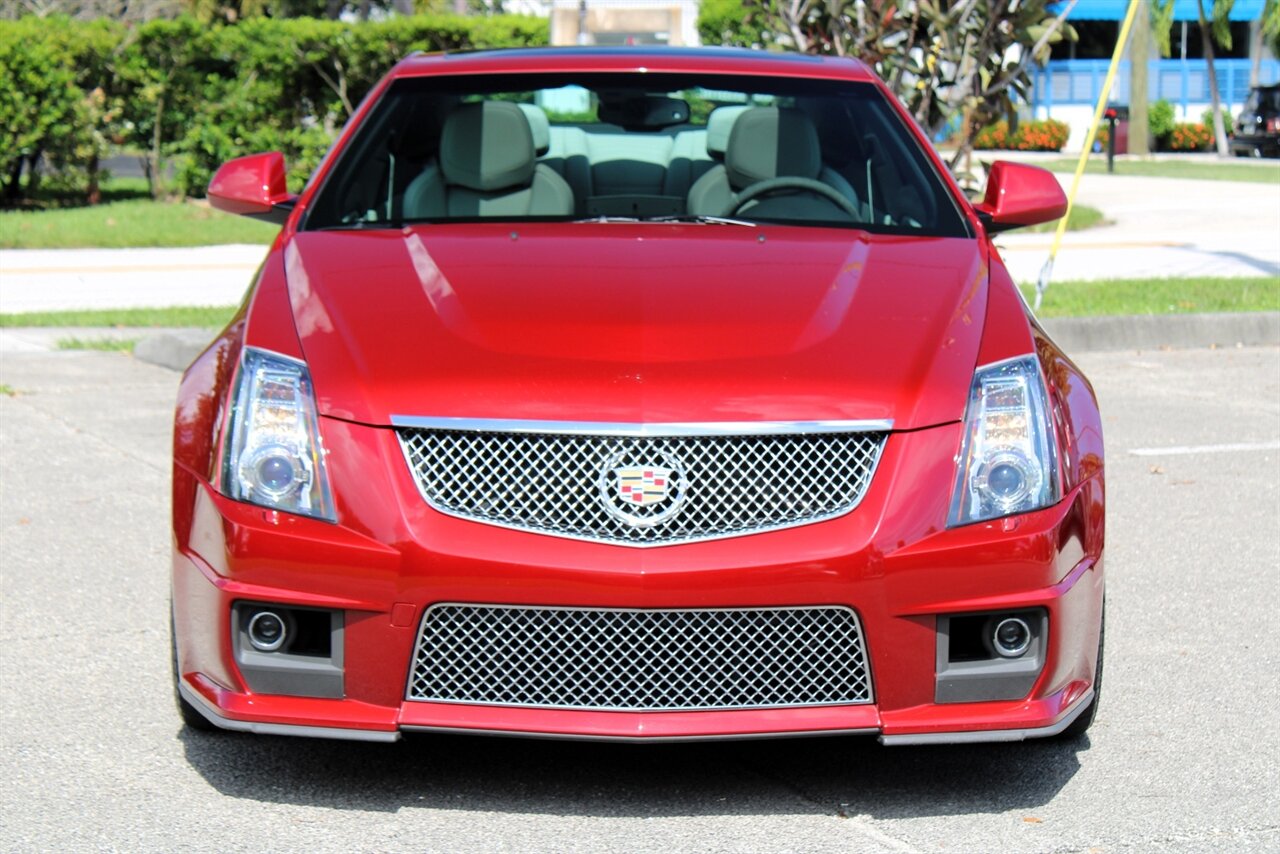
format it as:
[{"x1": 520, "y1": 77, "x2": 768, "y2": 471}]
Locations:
[
  {"x1": 991, "y1": 616, "x2": 1031, "y2": 658},
  {"x1": 247, "y1": 610, "x2": 287, "y2": 652}
]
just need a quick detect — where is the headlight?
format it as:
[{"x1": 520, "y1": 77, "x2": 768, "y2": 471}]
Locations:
[
  {"x1": 223, "y1": 347, "x2": 335, "y2": 522},
  {"x1": 948, "y1": 355, "x2": 1060, "y2": 526}
]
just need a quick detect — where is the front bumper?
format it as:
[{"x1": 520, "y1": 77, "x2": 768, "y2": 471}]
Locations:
[
  {"x1": 171, "y1": 420, "x2": 1105, "y2": 744},
  {"x1": 1230, "y1": 133, "x2": 1280, "y2": 157}
]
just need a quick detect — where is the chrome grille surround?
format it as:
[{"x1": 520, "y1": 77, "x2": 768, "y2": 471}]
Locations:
[
  {"x1": 393, "y1": 418, "x2": 889, "y2": 547},
  {"x1": 407, "y1": 604, "x2": 873, "y2": 711}
]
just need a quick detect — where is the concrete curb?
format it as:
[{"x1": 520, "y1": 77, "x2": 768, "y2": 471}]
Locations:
[
  {"x1": 133, "y1": 329, "x2": 218, "y2": 372},
  {"x1": 126, "y1": 312, "x2": 1280, "y2": 373},
  {"x1": 1039, "y1": 312, "x2": 1280, "y2": 353}
]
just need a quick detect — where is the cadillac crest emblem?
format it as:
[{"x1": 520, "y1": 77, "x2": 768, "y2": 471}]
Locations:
[
  {"x1": 615, "y1": 466, "x2": 673, "y2": 505},
  {"x1": 598, "y1": 449, "x2": 686, "y2": 527}
]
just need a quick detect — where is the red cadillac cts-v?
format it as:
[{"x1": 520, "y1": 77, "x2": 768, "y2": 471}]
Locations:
[{"x1": 171, "y1": 46, "x2": 1105, "y2": 745}]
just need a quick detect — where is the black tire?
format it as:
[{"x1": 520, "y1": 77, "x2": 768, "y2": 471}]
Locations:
[
  {"x1": 171, "y1": 607, "x2": 219, "y2": 732},
  {"x1": 1059, "y1": 600, "x2": 1105, "y2": 740}
]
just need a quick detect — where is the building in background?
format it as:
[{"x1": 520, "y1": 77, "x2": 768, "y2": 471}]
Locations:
[
  {"x1": 1034, "y1": 0, "x2": 1279, "y2": 149},
  {"x1": 508, "y1": 0, "x2": 1279, "y2": 152},
  {"x1": 506, "y1": 0, "x2": 701, "y2": 47}
]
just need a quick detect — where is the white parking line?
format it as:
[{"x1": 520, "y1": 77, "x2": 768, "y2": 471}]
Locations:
[{"x1": 1129, "y1": 441, "x2": 1280, "y2": 457}]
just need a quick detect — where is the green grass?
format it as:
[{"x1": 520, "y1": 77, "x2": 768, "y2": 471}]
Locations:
[
  {"x1": 1018, "y1": 276, "x2": 1280, "y2": 318},
  {"x1": 0, "y1": 305, "x2": 237, "y2": 329},
  {"x1": 1024, "y1": 204, "x2": 1107, "y2": 234},
  {"x1": 0, "y1": 198, "x2": 278, "y2": 248},
  {"x1": 1042, "y1": 158, "x2": 1280, "y2": 184},
  {"x1": 55, "y1": 336, "x2": 139, "y2": 352},
  {"x1": 1, "y1": 177, "x2": 277, "y2": 248}
]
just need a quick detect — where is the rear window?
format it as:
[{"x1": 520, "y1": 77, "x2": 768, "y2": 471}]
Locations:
[
  {"x1": 305, "y1": 72, "x2": 970, "y2": 238},
  {"x1": 1244, "y1": 86, "x2": 1280, "y2": 114}
]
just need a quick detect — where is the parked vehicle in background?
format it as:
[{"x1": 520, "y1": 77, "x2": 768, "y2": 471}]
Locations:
[
  {"x1": 1232, "y1": 84, "x2": 1280, "y2": 157},
  {"x1": 170, "y1": 47, "x2": 1106, "y2": 747}
]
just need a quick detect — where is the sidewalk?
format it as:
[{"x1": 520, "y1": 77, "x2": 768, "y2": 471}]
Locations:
[
  {"x1": 0, "y1": 244, "x2": 267, "y2": 313},
  {"x1": 994, "y1": 171, "x2": 1280, "y2": 283},
  {"x1": 0, "y1": 326, "x2": 194, "y2": 353}
]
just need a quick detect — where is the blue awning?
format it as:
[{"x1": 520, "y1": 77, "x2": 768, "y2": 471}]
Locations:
[{"x1": 1049, "y1": 0, "x2": 1265, "y2": 22}]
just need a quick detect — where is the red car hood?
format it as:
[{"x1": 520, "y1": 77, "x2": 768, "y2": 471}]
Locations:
[{"x1": 284, "y1": 223, "x2": 988, "y2": 430}]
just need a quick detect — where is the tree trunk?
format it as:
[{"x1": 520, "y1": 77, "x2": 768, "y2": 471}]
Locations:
[
  {"x1": 1130, "y1": 0, "x2": 1151, "y2": 156},
  {"x1": 87, "y1": 152, "x2": 101, "y2": 206},
  {"x1": 325, "y1": 0, "x2": 344, "y2": 20},
  {"x1": 780, "y1": 0, "x2": 814, "y2": 52},
  {"x1": 3, "y1": 159, "x2": 23, "y2": 203},
  {"x1": 887, "y1": 5, "x2": 922, "y2": 94},
  {"x1": 948, "y1": 107, "x2": 976, "y2": 178},
  {"x1": 150, "y1": 92, "x2": 166, "y2": 200},
  {"x1": 1249, "y1": 15, "x2": 1264, "y2": 87},
  {"x1": 25, "y1": 152, "x2": 42, "y2": 199},
  {"x1": 1198, "y1": 0, "x2": 1230, "y2": 156}
]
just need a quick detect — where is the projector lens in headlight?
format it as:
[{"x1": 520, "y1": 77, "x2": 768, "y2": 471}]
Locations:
[
  {"x1": 224, "y1": 347, "x2": 335, "y2": 522},
  {"x1": 240, "y1": 443, "x2": 304, "y2": 498},
  {"x1": 949, "y1": 355, "x2": 1060, "y2": 526}
]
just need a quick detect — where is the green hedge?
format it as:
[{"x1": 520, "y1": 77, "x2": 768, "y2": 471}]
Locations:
[
  {"x1": 1, "y1": 19, "x2": 121, "y2": 203},
  {"x1": 0, "y1": 14, "x2": 548, "y2": 205}
]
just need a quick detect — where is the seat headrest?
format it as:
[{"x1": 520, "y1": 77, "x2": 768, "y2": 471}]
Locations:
[
  {"x1": 705, "y1": 105, "x2": 749, "y2": 160},
  {"x1": 440, "y1": 101, "x2": 536, "y2": 193},
  {"x1": 517, "y1": 103, "x2": 551, "y2": 157},
  {"x1": 799, "y1": 98, "x2": 857, "y2": 169},
  {"x1": 725, "y1": 107, "x2": 823, "y2": 190}
]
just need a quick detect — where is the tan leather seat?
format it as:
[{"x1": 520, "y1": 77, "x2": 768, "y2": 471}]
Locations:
[
  {"x1": 403, "y1": 101, "x2": 574, "y2": 219},
  {"x1": 686, "y1": 106, "x2": 859, "y2": 220}
]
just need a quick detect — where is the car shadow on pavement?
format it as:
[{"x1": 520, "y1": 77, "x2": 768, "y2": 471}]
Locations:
[
  {"x1": 1181, "y1": 246, "x2": 1280, "y2": 277},
  {"x1": 178, "y1": 726, "x2": 1086, "y2": 818}
]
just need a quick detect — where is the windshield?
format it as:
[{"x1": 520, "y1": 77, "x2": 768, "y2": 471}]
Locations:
[{"x1": 305, "y1": 72, "x2": 970, "y2": 237}]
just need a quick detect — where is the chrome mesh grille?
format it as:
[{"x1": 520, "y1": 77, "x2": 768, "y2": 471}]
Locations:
[
  {"x1": 408, "y1": 604, "x2": 873, "y2": 710},
  {"x1": 396, "y1": 427, "x2": 886, "y2": 545}
]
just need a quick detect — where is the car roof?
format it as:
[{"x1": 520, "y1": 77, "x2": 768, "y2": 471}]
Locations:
[{"x1": 390, "y1": 46, "x2": 877, "y2": 83}]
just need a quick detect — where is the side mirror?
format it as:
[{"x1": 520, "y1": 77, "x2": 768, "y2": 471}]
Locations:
[
  {"x1": 974, "y1": 161, "x2": 1067, "y2": 233},
  {"x1": 207, "y1": 152, "x2": 297, "y2": 225}
]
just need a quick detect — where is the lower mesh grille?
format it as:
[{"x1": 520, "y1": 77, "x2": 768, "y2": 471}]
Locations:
[{"x1": 407, "y1": 604, "x2": 873, "y2": 711}]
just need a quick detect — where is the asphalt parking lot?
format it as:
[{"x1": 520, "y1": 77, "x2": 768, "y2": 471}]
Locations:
[{"x1": 1, "y1": 345, "x2": 1277, "y2": 853}]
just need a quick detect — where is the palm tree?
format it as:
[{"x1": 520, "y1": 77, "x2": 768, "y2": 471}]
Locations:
[
  {"x1": 1251, "y1": 0, "x2": 1280, "y2": 88},
  {"x1": 1195, "y1": 0, "x2": 1233, "y2": 156}
]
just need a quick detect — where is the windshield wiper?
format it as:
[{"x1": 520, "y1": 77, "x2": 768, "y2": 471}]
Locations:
[
  {"x1": 318, "y1": 221, "x2": 397, "y2": 232},
  {"x1": 572, "y1": 215, "x2": 642, "y2": 224},
  {"x1": 572, "y1": 214, "x2": 757, "y2": 227},
  {"x1": 645, "y1": 214, "x2": 757, "y2": 227}
]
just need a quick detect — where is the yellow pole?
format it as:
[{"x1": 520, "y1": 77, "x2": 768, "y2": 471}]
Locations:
[{"x1": 1035, "y1": 0, "x2": 1143, "y2": 310}]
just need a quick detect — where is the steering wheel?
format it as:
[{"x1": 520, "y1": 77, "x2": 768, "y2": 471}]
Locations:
[{"x1": 726, "y1": 177, "x2": 860, "y2": 219}]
